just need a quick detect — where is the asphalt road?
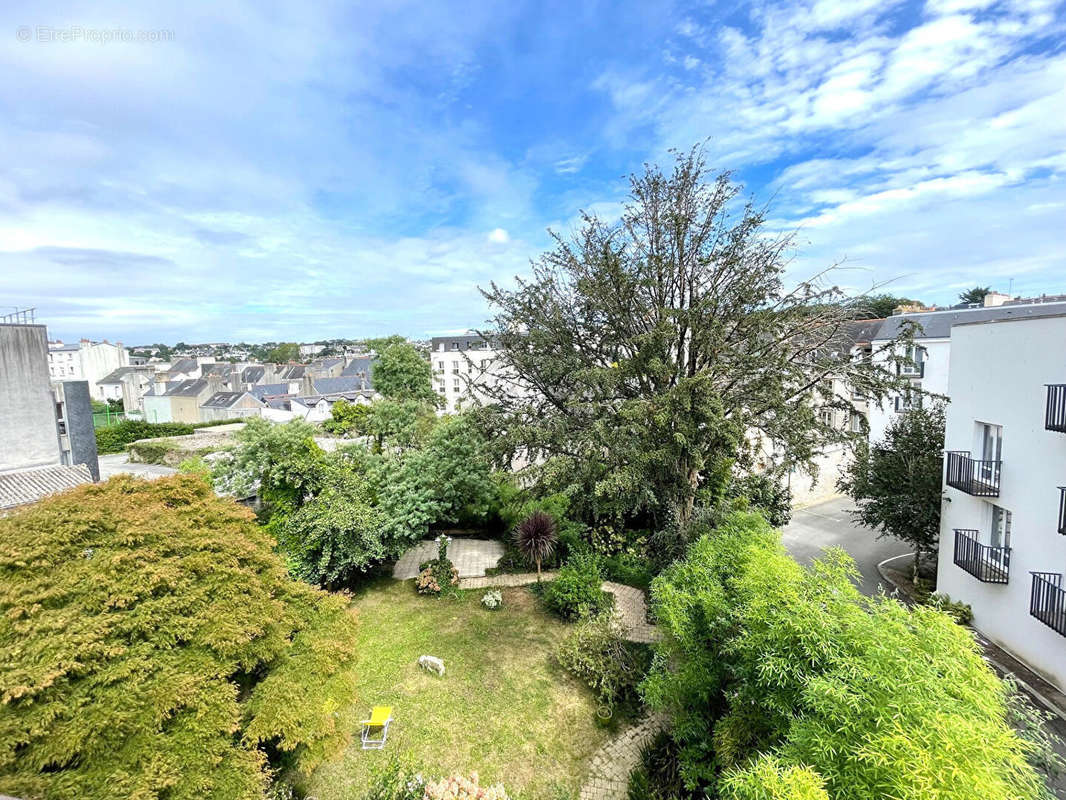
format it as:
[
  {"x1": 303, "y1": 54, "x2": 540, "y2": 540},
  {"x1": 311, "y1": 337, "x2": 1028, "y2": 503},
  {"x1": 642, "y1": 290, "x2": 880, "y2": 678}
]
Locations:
[
  {"x1": 781, "y1": 495, "x2": 912, "y2": 596},
  {"x1": 97, "y1": 453, "x2": 179, "y2": 481}
]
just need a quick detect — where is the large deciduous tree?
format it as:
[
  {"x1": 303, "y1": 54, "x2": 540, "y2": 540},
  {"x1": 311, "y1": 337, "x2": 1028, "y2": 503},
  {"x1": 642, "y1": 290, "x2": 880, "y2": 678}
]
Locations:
[
  {"x1": 479, "y1": 148, "x2": 913, "y2": 525},
  {"x1": 838, "y1": 402, "x2": 945, "y2": 571},
  {"x1": 0, "y1": 475, "x2": 359, "y2": 799},
  {"x1": 372, "y1": 340, "x2": 439, "y2": 406}
]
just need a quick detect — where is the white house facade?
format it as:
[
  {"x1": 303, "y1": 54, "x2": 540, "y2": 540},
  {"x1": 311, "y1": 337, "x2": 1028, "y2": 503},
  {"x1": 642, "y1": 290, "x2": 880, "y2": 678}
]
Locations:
[
  {"x1": 936, "y1": 313, "x2": 1066, "y2": 690},
  {"x1": 867, "y1": 300, "x2": 1066, "y2": 445},
  {"x1": 48, "y1": 339, "x2": 129, "y2": 402},
  {"x1": 430, "y1": 333, "x2": 507, "y2": 413}
]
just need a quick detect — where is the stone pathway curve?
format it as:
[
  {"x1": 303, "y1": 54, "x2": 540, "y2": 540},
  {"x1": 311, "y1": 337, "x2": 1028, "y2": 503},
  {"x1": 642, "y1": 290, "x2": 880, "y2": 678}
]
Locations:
[
  {"x1": 579, "y1": 713, "x2": 666, "y2": 800},
  {"x1": 457, "y1": 573, "x2": 659, "y2": 644}
]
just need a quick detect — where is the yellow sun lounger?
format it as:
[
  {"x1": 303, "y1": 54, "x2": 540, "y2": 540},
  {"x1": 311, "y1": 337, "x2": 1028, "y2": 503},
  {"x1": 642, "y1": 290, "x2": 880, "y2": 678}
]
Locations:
[{"x1": 360, "y1": 706, "x2": 393, "y2": 750}]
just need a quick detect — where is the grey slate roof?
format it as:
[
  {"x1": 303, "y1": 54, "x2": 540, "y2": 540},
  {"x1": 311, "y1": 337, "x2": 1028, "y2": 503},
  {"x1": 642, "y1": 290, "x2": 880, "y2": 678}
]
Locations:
[
  {"x1": 241, "y1": 365, "x2": 266, "y2": 383},
  {"x1": 169, "y1": 357, "x2": 199, "y2": 374},
  {"x1": 99, "y1": 366, "x2": 153, "y2": 384},
  {"x1": 341, "y1": 356, "x2": 375, "y2": 379},
  {"x1": 249, "y1": 382, "x2": 291, "y2": 400},
  {"x1": 311, "y1": 376, "x2": 369, "y2": 394},
  {"x1": 275, "y1": 365, "x2": 306, "y2": 380},
  {"x1": 874, "y1": 301, "x2": 1066, "y2": 341},
  {"x1": 431, "y1": 333, "x2": 495, "y2": 352},
  {"x1": 200, "y1": 362, "x2": 236, "y2": 378},
  {"x1": 162, "y1": 379, "x2": 209, "y2": 397},
  {"x1": 0, "y1": 464, "x2": 93, "y2": 510},
  {"x1": 201, "y1": 391, "x2": 257, "y2": 409}
]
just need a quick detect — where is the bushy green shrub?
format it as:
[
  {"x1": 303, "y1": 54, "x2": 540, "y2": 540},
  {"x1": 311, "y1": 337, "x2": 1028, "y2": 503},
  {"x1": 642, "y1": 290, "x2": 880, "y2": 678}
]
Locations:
[
  {"x1": 0, "y1": 475, "x2": 360, "y2": 799},
  {"x1": 544, "y1": 552, "x2": 610, "y2": 621},
  {"x1": 627, "y1": 731, "x2": 694, "y2": 800},
  {"x1": 415, "y1": 535, "x2": 459, "y2": 596},
  {"x1": 555, "y1": 611, "x2": 649, "y2": 720},
  {"x1": 600, "y1": 552, "x2": 654, "y2": 591},
  {"x1": 359, "y1": 755, "x2": 425, "y2": 800},
  {"x1": 641, "y1": 511, "x2": 1048, "y2": 799},
  {"x1": 720, "y1": 756, "x2": 829, "y2": 800},
  {"x1": 126, "y1": 438, "x2": 185, "y2": 464},
  {"x1": 727, "y1": 473, "x2": 793, "y2": 527},
  {"x1": 94, "y1": 419, "x2": 194, "y2": 453},
  {"x1": 928, "y1": 592, "x2": 974, "y2": 625}
]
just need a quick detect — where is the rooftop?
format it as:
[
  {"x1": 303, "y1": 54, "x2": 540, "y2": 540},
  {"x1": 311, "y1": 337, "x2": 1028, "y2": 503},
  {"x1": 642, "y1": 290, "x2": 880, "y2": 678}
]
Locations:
[
  {"x1": 0, "y1": 464, "x2": 93, "y2": 511},
  {"x1": 874, "y1": 300, "x2": 1066, "y2": 340}
]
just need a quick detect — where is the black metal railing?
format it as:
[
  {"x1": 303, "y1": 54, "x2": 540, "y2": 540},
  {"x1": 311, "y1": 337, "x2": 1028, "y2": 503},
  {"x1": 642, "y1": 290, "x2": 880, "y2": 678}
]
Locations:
[
  {"x1": 945, "y1": 451, "x2": 1001, "y2": 497},
  {"x1": 1058, "y1": 487, "x2": 1066, "y2": 536},
  {"x1": 1048, "y1": 385, "x2": 1066, "y2": 433},
  {"x1": 1030, "y1": 572, "x2": 1066, "y2": 637},
  {"x1": 954, "y1": 529, "x2": 1010, "y2": 583}
]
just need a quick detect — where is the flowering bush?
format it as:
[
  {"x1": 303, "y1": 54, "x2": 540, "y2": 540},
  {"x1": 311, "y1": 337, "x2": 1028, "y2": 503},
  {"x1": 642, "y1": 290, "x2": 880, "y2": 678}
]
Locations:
[
  {"x1": 481, "y1": 590, "x2": 502, "y2": 610},
  {"x1": 423, "y1": 772, "x2": 509, "y2": 800},
  {"x1": 416, "y1": 537, "x2": 459, "y2": 596}
]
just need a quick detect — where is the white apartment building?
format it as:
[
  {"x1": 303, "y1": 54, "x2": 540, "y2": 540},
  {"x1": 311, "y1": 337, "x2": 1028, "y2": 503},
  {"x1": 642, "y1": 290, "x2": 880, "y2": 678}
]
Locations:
[
  {"x1": 430, "y1": 333, "x2": 506, "y2": 413},
  {"x1": 47, "y1": 339, "x2": 129, "y2": 402},
  {"x1": 936, "y1": 312, "x2": 1066, "y2": 690},
  {"x1": 867, "y1": 300, "x2": 1066, "y2": 445}
]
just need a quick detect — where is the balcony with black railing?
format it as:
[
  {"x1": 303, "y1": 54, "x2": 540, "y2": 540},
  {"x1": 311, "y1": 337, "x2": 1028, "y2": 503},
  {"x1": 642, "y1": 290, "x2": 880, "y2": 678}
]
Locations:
[
  {"x1": 1030, "y1": 572, "x2": 1066, "y2": 637},
  {"x1": 1048, "y1": 385, "x2": 1066, "y2": 433},
  {"x1": 945, "y1": 451, "x2": 1001, "y2": 497},
  {"x1": 953, "y1": 529, "x2": 1010, "y2": 584}
]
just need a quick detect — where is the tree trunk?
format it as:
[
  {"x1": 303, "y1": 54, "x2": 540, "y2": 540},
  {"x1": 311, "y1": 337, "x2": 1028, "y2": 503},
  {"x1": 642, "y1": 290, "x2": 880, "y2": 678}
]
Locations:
[{"x1": 679, "y1": 465, "x2": 700, "y2": 527}]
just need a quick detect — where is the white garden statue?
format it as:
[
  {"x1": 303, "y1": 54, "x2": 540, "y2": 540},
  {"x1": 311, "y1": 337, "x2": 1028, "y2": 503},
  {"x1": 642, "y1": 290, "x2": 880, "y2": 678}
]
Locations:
[{"x1": 418, "y1": 655, "x2": 445, "y2": 677}]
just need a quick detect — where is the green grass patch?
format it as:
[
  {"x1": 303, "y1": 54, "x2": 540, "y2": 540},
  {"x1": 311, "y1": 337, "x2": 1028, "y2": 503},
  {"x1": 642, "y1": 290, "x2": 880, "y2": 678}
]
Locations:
[{"x1": 302, "y1": 579, "x2": 609, "y2": 800}]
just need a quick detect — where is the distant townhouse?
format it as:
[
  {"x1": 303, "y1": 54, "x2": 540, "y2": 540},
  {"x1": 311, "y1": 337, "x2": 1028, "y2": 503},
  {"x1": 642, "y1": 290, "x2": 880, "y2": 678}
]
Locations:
[
  {"x1": 936, "y1": 311, "x2": 1066, "y2": 691},
  {"x1": 142, "y1": 379, "x2": 219, "y2": 424},
  {"x1": 47, "y1": 338, "x2": 129, "y2": 402},
  {"x1": 867, "y1": 298, "x2": 1066, "y2": 444},
  {"x1": 97, "y1": 366, "x2": 156, "y2": 414},
  {"x1": 199, "y1": 391, "x2": 264, "y2": 422},
  {"x1": 1, "y1": 317, "x2": 97, "y2": 509},
  {"x1": 430, "y1": 333, "x2": 507, "y2": 413}
]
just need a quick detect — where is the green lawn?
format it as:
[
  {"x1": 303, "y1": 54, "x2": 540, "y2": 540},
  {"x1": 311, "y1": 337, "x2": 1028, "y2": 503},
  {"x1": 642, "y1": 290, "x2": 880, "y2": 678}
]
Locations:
[{"x1": 302, "y1": 579, "x2": 610, "y2": 800}]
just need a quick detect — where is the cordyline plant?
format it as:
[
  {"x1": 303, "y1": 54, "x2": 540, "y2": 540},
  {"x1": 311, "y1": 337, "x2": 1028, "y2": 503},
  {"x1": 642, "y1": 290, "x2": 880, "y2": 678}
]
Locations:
[
  {"x1": 476, "y1": 146, "x2": 919, "y2": 527},
  {"x1": 514, "y1": 511, "x2": 558, "y2": 581}
]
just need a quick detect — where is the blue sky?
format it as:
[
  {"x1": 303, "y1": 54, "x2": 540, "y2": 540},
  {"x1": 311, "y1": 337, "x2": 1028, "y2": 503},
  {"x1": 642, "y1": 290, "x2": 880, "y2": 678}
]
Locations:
[{"x1": 1, "y1": 0, "x2": 1063, "y2": 344}]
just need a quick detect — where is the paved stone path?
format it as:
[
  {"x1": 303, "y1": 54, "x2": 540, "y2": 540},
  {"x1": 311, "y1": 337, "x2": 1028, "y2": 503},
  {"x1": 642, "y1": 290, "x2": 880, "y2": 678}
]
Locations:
[
  {"x1": 392, "y1": 538, "x2": 505, "y2": 579},
  {"x1": 579, "y1": 713, "x2": 666, "y2": 800},
  {"x1": 458, "y1": 570, "x2": 558, "y2": 589}
]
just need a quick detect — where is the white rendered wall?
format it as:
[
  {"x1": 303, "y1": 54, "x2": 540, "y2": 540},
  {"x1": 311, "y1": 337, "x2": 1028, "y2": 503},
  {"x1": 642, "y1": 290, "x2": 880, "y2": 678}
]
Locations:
[
  {"x1": 936, "y1": 315, "x2": 1066, "y2": 690},
  {"x1": 867, "y1": 338, "x2": 950, "y2": 444}
]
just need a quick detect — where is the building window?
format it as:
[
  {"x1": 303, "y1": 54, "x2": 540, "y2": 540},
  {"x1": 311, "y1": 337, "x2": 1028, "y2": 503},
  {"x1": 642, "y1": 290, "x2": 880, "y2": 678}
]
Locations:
[
  {"x1": 437, "y1": 360, "x2": 444, "y2": 371},
  {"x1": 480, "y1": 359, "x2": 489, "y2": 369},
  {"x1": 990, "y1": 505, "x2": 1012, "y2": 552},
  {"x1": 895, "y1": 390, "x2": 921, "y2": 412},
  {"x1": 900, "y1": 344, "x2": 925, "y2": 377},
  {"x1": 452, "y1": 379, "x2": 460, "y2": 392},
  {"x1": 452, "y1": 362, "x2": 460, "y2": 373},
  {"x1": 849, "y1": 414, "x2": 864, "y2": 433},
  {"x1": 451, "y1": 342, "x2": 459, "y2": 350}
]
